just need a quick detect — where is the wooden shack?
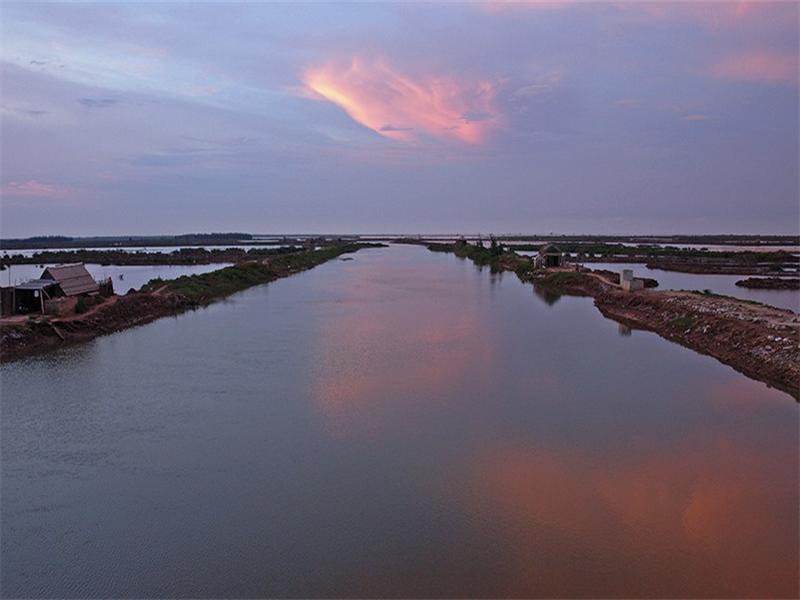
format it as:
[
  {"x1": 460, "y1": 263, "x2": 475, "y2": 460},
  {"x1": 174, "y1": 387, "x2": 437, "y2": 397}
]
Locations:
[
  {"x1": 41, "y1": 263, "x2": 99, "y2": 298},
  {"x1": 534, "y1": 244, "x2": 563, "y2": 269},
  {"x1": 11, "y1": 263, "x2": 99, "y2": 315}
]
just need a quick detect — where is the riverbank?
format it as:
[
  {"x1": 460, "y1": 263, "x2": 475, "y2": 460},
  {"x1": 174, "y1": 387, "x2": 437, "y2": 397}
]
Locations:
[
  {"x1": 429, "y1": 242, "x2": 799, "y2": 400},
  {"x1": 736, "y1": 276, "x2": 800, "y2": 290},
  {"x1": 0, "y1": 243, "x2": 378, "y2": 363},
  {"x1": 540, "y1": 271, "x2": 799, "y2": 400}
]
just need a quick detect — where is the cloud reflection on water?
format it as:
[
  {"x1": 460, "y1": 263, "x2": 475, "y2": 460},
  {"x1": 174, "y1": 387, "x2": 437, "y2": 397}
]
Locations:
[
  {"x1": 308, "y1": 249, "x2": 798, "y2": 597},
  {"x1": 312, "y1": 258, "x2": 495, "y2": 439},
  {"x1": 465, "y1": 422, "x2": 798, "y2": 598}
]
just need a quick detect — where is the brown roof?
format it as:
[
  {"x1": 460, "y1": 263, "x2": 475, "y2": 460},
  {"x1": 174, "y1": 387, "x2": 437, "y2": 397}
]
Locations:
[{"x1": 41, "y1": 263, "x2": 99, "y2": 296}]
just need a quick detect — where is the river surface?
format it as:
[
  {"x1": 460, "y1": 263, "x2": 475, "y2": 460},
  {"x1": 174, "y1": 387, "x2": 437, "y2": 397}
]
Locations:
[{"x1": 1, "y1": 245, "x2": 797, "y2": 598}]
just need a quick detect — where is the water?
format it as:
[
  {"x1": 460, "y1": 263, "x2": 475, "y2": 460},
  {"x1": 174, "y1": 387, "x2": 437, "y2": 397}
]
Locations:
[
  {"x1": 588, "y1": 261, "x2": 800, "y2": 312},
  {"x1": 1, "y1": 245, "x2": 797, "y2": 598},
  {"x1": 2, "y1": 244, "x2": 287, "y2": 258},
  {"x1": 1, "y1": 263, "x2": 232, "y2": 294}
]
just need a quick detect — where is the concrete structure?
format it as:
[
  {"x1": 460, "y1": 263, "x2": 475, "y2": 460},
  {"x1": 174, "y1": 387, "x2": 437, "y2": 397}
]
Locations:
[{"x1": 620, "y1": 269, "x2": 644, "y2": 292}]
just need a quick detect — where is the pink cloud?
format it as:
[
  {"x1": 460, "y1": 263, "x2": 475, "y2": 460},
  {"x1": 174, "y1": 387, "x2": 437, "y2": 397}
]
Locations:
[
  {"x1": 2, "y1": 180, "x2": 73, "y2": 198},
  {"x1": 302, "y1": 56, "x2": 502, "y2": 144},
  {"x1": 710, "y1": 52, "x2": 799, "y2": 86},
  {"x1": 0, "y1": 180, "x2": 84, "y2": 207}
]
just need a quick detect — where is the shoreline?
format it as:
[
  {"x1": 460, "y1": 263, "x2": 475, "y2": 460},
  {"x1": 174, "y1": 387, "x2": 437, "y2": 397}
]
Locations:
[
  {"x1": 593, "y1": 289, "x2": 798, "y2": 399},
  {"x1": 0, "y1": 243, "x2": 377, "y2": 363},
  {"x1": 536, "y1": 274, "x2": 800, "y2": 401},
  {"x1": 433, "y1": 242, "x2": 799, "y2": 400}
]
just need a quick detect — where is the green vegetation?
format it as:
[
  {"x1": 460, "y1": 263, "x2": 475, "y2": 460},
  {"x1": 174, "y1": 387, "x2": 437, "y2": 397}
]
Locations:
[
  {"x1": 542, "y1": 271, "x2": 585, "y2": 284},
  {"x1": 139, "y1": 243, "x2": 372, "y2": 306},
  {"x1": 0, "y1": 232, "x2": 253, "y2": 251},
  {"x1": 1, "y1": 245, "x2": 309, "y2": 267},
  {"x1": 689, "y1": 289, "x2": 763, "y2": 306},
  {"x1": 668, "y1": 314, "x2": 695, "y2": 330},
  {"x1": 510, "y1": 242, "x2": 797, "y2": 264},
  {"x1": 75, "y1": 297, "x2": 89, "y2": 314},
  {"x1": 432, "y1": 238, "x2": 507, "y2": 264},
  {"x1": 515, "y1": 261, "x2": 534, "y2": 278}
]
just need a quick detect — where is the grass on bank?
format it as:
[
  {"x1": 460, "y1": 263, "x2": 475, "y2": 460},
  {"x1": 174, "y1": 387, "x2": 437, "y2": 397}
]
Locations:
[{"x1": 139, "y1": 243, "x2": 370, "y2": 306}]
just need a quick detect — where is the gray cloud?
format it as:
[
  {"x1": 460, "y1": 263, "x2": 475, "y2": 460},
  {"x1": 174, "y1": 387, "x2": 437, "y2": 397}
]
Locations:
[
  {"x1": 78, "y1": 97, "x2": 118, "y2": 109},
  {"x1": 460, "y1": 111, "x2": 493, "y2": 124}
]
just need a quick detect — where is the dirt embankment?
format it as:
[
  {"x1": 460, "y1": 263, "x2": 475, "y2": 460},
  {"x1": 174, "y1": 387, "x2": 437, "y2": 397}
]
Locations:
[
  {"x1": 534, "y1": 271, "x2": 799, "y2": 400},
  {"x1": 427, "y1": 243, "x2": 799, "y2": 399},
  {"x1": 1, "y1": 244, "x2": 378, "y2": 363},
  {"x1": 596, "y1": 290, "x2": 798, "y2": 399},
  {"x1": 645, "y1": 256, "x2": 795, "y2": 275},
  {"x1": 0, "y1": 293, "x2": 190, "y2": 362},
  {"x1": 735, "y1": 277, "x2": 800, "y2": 290}
]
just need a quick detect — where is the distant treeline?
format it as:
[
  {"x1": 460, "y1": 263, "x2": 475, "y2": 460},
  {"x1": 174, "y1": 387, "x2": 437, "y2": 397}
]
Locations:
[
  {"x1": 509, "y1": 243, "x2": 799, "y2": 263},
  {"x1": 495, "y1": 234, "x2": 800, "y2": 246},
  {"x1": 0, "y1": 233, "x2": 253, "y2": 251},
  {"x1": 1, "y1": 246, "x2": 301, "y2": 266}
]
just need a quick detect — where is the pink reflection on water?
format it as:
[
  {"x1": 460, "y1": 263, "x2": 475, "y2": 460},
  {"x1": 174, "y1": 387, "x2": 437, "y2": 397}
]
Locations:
[
  {"x1": 464, "y1": 430, "x2": 798, "y2": 598},
  {"x1": 312, "y1": 261, "x2": 495, "y2": 439}
]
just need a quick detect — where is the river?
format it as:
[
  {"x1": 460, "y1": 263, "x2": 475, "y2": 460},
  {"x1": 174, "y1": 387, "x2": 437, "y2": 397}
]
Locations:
[{"x1": 1, "y1": 244, "x2": 797, "y2": 598}]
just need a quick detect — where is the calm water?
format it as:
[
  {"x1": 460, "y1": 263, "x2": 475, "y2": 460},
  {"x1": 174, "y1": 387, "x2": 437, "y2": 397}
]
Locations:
[
  {"x1": 1, "y1": 245, "x2": 797, "y2": 598},
  {"x1": 2, "y1": 263, "x2": 232, "y2": 295},
  {"x1": 5, "y1": 244, "x2": 287, "y2": 258},
  {"x1": 587, "y1": 261, "x2": 800, "y2": 312}
]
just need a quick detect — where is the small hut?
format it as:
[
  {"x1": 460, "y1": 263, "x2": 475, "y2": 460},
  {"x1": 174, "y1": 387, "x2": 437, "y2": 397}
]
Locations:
[
  {"x1": 41, "y1": 263, "x2": 99, "y2": 298},
  {"x1": 534, "y1": 244, "x2": 563, "y2": 269},
  {"x1": 12, "y1": 263, "x2": 99, "y2": 315},
  {"x1": 13, "y1": 279, "x2": 57, "y2": 314}
]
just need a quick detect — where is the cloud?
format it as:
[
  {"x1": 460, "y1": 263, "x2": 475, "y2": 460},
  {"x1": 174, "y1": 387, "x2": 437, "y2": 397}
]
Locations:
[
  {"x1": 379, "y1": 125, "x2": 414, "y2": 133},
  {"x1": 616, "y1": 98, "x2": 642, "y2": 108},
  {"x1": 710, "y1": 52, "x2": 799, "y2": 86},
  {"x1": 302, "y1": 56, "x2": 502, "y2": 144},
  {"x1": 615, "y1": 1, "x2": 740, "y2": 22},
  {"x1": 0, "y1": 106, "x2": 49, "y2": 122},
  {"x1": 477, "y1": 1, "x2": 761, "y2": 20},
  {"x1": 0, "y1": 180, "x2": 84, "y2": 207},
  {"x1": 78, "y1": 97, "x2": 119, "y2": 108},
  {"x1": 1, "y1": 180, "x2": 72, "y2": 198}
]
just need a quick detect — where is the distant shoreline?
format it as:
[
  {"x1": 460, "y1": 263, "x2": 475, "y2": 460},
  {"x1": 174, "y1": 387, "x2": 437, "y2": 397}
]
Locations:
[
  {"x1": 428, "y1": 240, "x2": 799, "y2": 401},
  {"x1": 0, "y1": 243, "x2": 380, "y2": 364}
]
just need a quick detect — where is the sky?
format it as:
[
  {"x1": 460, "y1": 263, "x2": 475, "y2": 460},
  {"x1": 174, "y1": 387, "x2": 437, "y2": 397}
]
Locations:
[{"x1": 1, "y1": 1, "x2": 798, "y2": 237}]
